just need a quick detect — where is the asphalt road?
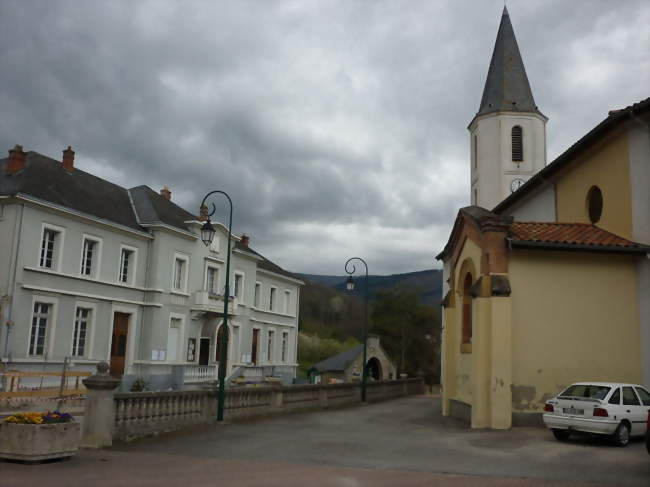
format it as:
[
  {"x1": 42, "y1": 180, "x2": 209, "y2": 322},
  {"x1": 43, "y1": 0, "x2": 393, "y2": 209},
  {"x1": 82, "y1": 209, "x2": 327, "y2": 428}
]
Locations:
[{"x1": 1, "y1": 395, "x2": 649, "y2": 486}]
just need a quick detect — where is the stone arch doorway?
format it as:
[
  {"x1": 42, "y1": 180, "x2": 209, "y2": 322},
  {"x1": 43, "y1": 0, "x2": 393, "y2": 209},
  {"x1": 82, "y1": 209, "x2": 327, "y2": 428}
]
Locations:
[
  {"x1": 366, "y1": 357, "x2": 382, "y2": 380},
  {"x1": 215, "y1": 323, "x2": 230, "y2": 372}
]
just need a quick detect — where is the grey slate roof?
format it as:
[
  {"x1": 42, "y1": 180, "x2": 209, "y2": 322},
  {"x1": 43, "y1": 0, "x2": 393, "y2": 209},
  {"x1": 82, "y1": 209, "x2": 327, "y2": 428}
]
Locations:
[
  {"x1": 476, "y1": 7, "x2": 542, "y2": 119},
  {"x1": 0, "y1": 152, "x2": 142, "y2": 230},
  {"x1": 234, "y1": 241, "x2": 302, "y2": 281},
  {"x1": 129, "y1": 185, "x2": 196, "y2": 231},
  {"x1": 1, "y1": 149, "x2": 300, "y2": 281},
  {"x1": 312, "y1": 345, "x2": 363, "y2": 372}
]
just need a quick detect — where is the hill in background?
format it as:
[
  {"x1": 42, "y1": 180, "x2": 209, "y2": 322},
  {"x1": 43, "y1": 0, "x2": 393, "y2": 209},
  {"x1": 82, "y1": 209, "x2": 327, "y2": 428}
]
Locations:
[{"x1": 297, "y1": 269, "x2": 443, "y2": 306}]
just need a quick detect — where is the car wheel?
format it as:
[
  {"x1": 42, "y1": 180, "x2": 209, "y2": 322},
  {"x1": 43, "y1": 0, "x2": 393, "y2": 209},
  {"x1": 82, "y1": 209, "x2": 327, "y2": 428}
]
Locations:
[
  {"x1": 612, "y1": 423, "x2": 630, "y2": 447},
  {"x1": 552, "y1": 429, "x2": 570, "y2": 441}
]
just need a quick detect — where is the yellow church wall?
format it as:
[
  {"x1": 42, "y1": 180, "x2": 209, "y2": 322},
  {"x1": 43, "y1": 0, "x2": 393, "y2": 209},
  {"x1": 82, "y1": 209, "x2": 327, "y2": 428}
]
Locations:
[
  {"x1": 448, "y1": 237, "x2": 482, "y2": 408},
  {"x1": 555, "y1": 130, "x2": 632, "y2": 239},
  {"x1": 509, "y1": 250, "x2": 641, "y2": 413}
]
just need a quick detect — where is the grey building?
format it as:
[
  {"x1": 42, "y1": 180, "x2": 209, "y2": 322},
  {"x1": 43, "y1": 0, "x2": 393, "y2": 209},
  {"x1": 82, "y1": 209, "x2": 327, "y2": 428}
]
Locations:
[
  {"x1": 0, "y1": 145, "x2": 302, "y2": 391},
  {"x1": 310, "y1": 335, "x2": 396, "y2": 384}
]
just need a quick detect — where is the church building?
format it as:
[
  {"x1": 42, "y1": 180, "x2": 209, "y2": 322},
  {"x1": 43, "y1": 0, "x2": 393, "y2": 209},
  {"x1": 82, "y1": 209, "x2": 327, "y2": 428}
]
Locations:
[{"x1": 437, "y1": 7, "x2": 650, "y2": 429}]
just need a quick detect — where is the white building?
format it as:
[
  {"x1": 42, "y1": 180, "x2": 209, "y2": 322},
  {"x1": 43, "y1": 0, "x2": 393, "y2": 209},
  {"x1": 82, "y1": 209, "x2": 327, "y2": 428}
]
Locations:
[{"x1": 0, "y1": 145, "x2": 302, "y2": 390}]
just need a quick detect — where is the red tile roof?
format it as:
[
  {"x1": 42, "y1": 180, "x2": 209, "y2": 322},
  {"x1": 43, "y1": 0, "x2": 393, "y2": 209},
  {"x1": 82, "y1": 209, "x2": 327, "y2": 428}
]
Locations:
[{"x1": 509, "y1": 222, "x2": 648, "y2": 251}]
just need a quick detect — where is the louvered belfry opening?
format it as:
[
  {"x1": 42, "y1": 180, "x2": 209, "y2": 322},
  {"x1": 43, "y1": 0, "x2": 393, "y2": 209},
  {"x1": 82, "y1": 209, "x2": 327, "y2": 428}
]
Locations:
[{"x1": 512, "y1": 126, "x2": 523, "y2": 162}]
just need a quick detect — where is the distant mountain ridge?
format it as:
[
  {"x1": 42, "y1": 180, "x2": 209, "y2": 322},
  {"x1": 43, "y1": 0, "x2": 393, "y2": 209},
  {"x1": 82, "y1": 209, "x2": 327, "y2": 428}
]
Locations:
[{"x1": 297, "y1": 269, "x2": 443, "y2": 305}]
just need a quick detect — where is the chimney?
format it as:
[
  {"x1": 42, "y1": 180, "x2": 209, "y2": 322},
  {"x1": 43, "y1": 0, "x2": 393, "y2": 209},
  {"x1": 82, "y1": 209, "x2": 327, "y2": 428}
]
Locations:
[
  {"x1": 62, "y1": 146, "x2": 75, "y2": 172},
  {"x1": 240, "y1": 234, "x2": 250, "y2": 248},
  {"x1": 160, "y1": 186, "x2": 171, "y2": 200},
  {"x1": 6, "y1": 145, "x2": 26, "y2": 175}
]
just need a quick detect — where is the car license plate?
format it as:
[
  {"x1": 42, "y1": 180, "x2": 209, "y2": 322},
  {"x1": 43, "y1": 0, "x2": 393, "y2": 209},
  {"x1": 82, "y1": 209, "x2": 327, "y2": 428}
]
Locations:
[{"x1": 563, "y1": 407, "x2": 584, "y2": 415}]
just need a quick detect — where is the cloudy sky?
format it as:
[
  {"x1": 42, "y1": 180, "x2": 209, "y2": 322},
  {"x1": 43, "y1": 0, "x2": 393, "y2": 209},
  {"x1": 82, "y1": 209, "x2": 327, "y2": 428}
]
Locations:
[{"x1": 1, "y1": 0, "x2": 648, "y2": 275}]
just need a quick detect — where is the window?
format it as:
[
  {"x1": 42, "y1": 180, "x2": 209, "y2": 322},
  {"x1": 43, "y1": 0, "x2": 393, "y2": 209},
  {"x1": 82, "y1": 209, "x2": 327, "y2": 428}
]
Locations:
[
  {"x1": 172, "y1": 255, "x2": 188, "y2": 292},
  {"x1": 81, "y1": 238, "x2": 96, "y2": 276},
  {"x1": 29, "y1": 302, "x2": 50, "y2": 356},
  {"x1": 284, "y1": 290, "x2": 291, "y2": 314},
  {"x1": 167, "y1": 317, "x2": 182, "y2": 362},
  {"x1": 267, "y1": 330, "x2": 275, "y2": 362},
  {"x1": 511, "y1": 125, "x2": 523, "y2": 162},
  {"x1": 206, "y1": 267, "x2": 219, "y2": 294},
  {"x1": 40, "y1": 228, "x2": 58, "y2": 269},
  {"x1": 269, "y1": 287, "x2": 277, "y2": 311},
  {"x1": 622, "y1": 386, "x2": 640, "y2": 406},
  {"x1": 119, "y1": 248, "x2": 135, "y2": 284},
  {"x1": 234, "y1": 273, "x2": 244, "y2": 300},
  {"x1": 281, "y1": 332, "x2": 288, "y2": 362},
  {"x1": 587, "y1": 186, "x2": 603, "y2": 224},
  {"x1": 608, "y1": 388, "x2": 620, "y2": 405},
  {"x1": 634, "y1": 387, "x2": 650, "y2": 406},
  {"x1": 559, "y1": 384, "x2": 611, "y2": 399},
  {"x1": 254, "y1": 282, "x2": 261, "y2": 308},
  {"x1": 461, "y1": 273, "x2": 473, "y2": 345},
  {"x1": 72, "y1": 307, "x2": 91, "y2": 357}
]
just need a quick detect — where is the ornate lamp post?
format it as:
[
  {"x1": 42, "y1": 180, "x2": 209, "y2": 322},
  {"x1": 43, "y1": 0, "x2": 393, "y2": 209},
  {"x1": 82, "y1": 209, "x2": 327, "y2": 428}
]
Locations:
[
  {"x1": 344, "y1": 257, "x2": 369, "y2": 403},
  {"x1": 199, "y1": 190, "x2": 233, "y2": 422}
]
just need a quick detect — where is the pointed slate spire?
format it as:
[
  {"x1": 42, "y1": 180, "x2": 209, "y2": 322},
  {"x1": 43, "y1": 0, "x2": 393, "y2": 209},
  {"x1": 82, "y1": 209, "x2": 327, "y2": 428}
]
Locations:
[{"x1": 477, "y1": 7, "x2": 542, "y2": 117}]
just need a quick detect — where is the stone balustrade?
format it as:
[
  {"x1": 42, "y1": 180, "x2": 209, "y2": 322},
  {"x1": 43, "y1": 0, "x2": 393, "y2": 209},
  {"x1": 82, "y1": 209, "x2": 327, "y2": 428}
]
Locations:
[
  {"x1": 81, "y1": 362, "x2": 425, "y2": 447},
  {"x1": 114, "y1": 390, "x2": 213, "y2": 441},
  {"x1": 183, "y1": 365, "x2": 218, "y2": 384}
]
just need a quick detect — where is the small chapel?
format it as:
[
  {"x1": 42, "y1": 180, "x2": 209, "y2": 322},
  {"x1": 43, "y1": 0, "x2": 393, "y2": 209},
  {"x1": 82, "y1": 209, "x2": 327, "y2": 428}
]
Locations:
[{"x1": 437, "y1": 7, "x2": 650, "y2": 428}]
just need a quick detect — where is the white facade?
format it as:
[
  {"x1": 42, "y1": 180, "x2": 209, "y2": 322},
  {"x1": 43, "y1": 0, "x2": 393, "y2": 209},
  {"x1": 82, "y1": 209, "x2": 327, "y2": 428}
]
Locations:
[
  {"x1": 0, "y1": 180, "x2": 302, "y2": 391},
  {"x1": 469, "y1": 111, "x2": 547, "y2": 210}
]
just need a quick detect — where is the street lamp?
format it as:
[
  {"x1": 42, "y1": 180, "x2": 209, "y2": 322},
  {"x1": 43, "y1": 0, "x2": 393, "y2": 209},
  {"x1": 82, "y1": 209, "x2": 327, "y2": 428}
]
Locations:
[
  {"x1": 344, "y1": 257, "x2": 369, "y2": 403},
  {"x1": 199, "y1": 190, "x2": 233, "y2": 422}
]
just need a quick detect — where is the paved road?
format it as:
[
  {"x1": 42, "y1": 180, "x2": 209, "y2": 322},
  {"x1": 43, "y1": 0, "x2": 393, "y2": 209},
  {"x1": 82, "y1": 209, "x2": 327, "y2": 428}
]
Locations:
[{"x1": 2, "y1": 395, "x2": 649, "y2": 486}]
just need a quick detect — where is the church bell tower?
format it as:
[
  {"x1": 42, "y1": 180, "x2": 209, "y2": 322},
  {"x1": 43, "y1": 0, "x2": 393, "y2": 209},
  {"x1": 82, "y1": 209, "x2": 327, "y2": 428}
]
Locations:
[{"x1": 469, "y1": 7, "x2": 547, "y2": 209}]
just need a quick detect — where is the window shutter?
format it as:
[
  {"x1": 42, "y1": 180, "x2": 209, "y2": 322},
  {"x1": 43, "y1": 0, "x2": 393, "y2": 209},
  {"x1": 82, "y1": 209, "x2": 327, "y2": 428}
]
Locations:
[{"x1": 512, "y1": 126, "x2": 523, "y2": 162}]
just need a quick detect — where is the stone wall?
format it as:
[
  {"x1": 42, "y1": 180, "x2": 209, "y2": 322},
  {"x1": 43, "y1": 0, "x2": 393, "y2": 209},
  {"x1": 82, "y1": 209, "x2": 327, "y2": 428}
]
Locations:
[{"x1": 106, "y1": 378, "x2": 424, "y2": 443}]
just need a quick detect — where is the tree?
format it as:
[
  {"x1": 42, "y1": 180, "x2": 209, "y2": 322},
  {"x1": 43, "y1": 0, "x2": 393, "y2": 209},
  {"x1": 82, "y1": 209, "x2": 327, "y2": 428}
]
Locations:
[{"x1": 370, "y1": 286, "x2": 441, "y2": 384}]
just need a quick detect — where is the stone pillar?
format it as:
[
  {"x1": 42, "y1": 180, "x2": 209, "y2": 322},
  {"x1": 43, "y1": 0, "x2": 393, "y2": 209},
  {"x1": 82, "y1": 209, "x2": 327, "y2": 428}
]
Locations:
[{"x1": 81, "y1": 362, "x2": 121, "y2": 449}]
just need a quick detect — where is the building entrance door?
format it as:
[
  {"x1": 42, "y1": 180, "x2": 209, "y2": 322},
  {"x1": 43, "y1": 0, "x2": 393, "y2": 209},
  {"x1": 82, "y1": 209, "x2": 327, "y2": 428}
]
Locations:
[
  {"x1": 251, "y1": 329, "x2": 259, "y2": 365},
  {"x1": 110, "y1": 313, "x2": 129, "y2": 377},
  {"x1": 199, "y1": 338, "x2": 211, "y2": 366}
]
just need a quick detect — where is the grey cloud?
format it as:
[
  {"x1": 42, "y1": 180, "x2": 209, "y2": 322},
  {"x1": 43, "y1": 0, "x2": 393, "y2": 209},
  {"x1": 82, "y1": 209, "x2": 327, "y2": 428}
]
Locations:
[{"x1": 1, "y1": 0, "x2": 648, "y2": 274}]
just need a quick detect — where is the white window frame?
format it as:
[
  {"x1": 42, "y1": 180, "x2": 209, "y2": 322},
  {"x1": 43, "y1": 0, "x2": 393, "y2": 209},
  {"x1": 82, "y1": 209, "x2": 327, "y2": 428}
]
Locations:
[
  {"x1": 118, "y1": 244, "x2": 138, "y2": 285},
  {"x1": 167, "y1": 313, "x2": 185, "y2": 363},
  {"x1": 284, "y1": 290, "x2": 291, "y2": 315},
  {"x1": 39, "y1": 223, "x2": 65, "y2": 271},
  {"x1": 71, "y1": 302, "x2": 97, "y2": 358},
  {"x1": 234, "y1": 271, "x2": 245, "y2": 302},
  {"x1": 79, "y1": 234, "x2": 103, "y2": 279},
  {"x1": 204, "y1": 264, "x2": 220, "y2": 295},
  {"x1": 269, "y1": 286, "x2": 277, "y2": 312},
  {"x1": 27, "y1": 295, "x2": 59, "y2": 358},
  {"x1": 281, "y1": 331, "x2": 289, "y2": 363},
  {"x1": 172, "y1": 253, "x2": 190, "y2": 293},
  {"x1": 254, "y1": 282, "x2": 261, "y2": 308},
  {"x1": 267, "y1": 328, "x2": 275, "y2": 363}
]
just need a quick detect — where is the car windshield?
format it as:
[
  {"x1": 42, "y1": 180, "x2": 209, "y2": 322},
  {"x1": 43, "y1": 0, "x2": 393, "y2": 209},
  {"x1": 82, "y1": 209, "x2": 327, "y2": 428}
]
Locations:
[{"x1": 559, "y1": 384, "x2": 611, "y2": 400}]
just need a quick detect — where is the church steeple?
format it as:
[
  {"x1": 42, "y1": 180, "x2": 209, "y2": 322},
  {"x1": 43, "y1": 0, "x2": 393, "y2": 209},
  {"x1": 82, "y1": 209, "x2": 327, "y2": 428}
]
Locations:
[
  {"x1": 477, "y1": 6, "x2": 542, "y2": 118},
  {"x1": 468, "y1": 7, "x2": 547, "y2": 210}
]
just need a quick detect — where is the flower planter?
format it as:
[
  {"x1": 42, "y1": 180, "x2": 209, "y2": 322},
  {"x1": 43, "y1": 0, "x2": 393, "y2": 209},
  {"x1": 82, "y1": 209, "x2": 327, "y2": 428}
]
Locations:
[{"x1": 0, "y1": 421, "x2": 80, "y2": 463}]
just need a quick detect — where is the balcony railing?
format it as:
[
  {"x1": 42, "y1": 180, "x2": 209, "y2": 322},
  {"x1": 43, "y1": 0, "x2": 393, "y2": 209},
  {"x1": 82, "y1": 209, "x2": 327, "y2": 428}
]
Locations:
[
  {"x1": 190, "y1": 291, "x2": 238, "y2": 317},
  {"x1": 184, "y1": 364, "x2": 218, "y2": 384}
]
